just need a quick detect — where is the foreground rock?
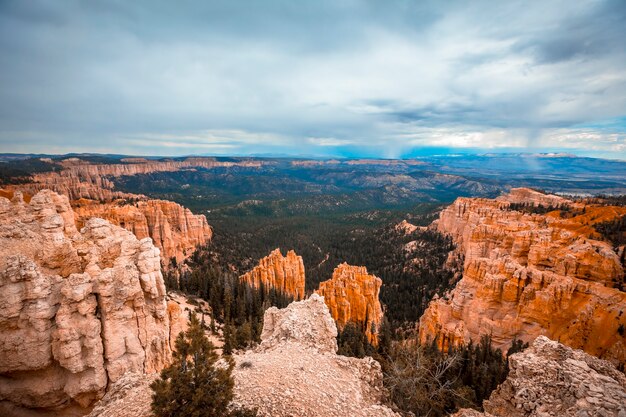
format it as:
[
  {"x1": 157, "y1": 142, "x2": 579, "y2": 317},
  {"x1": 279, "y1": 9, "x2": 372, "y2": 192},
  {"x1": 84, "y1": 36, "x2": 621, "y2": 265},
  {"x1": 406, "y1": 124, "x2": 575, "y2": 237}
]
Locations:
[
  {"x1": 453, "y1": 336, "x2": 626, "y2": 417},
  {"x1": 0, "y1": 190, "x2": 183, "y2": 414},
  {"x1": 317, "y1": 263, "x2": 384, "y2": 345},
  {"x1": 232, "y1": 294, "x2": 398, "y2": 417},
  {"x1": 419, "y1": 188, "x2": 626, "y2": 364},
  {"x1": 74, "y1": 198, "x2": 213, "y2": 266},
  {"x1": 86, "y1": 373, "x2": 155, "y2": 417},
  {"x1": 240, "y1": 248, "x2": 306, "y2": 300}
]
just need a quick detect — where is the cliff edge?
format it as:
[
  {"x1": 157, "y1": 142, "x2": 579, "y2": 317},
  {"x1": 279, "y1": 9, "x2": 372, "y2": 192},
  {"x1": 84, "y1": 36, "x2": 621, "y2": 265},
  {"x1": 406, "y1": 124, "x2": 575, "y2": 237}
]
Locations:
[{"x1": 0, "y1": 190, "x2": 182, "y2": 415}]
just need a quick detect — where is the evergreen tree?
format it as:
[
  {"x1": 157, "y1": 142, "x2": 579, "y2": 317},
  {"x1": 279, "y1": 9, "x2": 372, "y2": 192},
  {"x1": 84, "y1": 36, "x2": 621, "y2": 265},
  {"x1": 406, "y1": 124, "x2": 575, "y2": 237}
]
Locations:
[{"x1": 150, "y1": 313, "x2": 256, "y2": 417}]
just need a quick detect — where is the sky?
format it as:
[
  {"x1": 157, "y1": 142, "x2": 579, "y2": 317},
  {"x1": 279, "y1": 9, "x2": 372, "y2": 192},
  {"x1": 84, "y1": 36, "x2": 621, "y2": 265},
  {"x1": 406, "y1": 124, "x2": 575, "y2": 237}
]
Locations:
[{"x1": 0, "y1": 0, "x2": 625, "y2": 159}]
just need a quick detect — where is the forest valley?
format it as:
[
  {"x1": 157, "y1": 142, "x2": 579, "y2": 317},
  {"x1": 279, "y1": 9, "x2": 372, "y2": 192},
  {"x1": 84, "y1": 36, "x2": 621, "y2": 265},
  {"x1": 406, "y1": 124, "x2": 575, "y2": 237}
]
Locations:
[{"x1": 163, "y1": 218, "x2": 529, "y2": 416}]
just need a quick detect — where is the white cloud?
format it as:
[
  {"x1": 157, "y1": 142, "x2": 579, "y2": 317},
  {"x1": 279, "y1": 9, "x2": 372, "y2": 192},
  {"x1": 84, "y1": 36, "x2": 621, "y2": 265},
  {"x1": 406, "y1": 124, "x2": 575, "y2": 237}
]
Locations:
[{"x1": 0, "y1": 0, "x2": 624, "y2": 158}]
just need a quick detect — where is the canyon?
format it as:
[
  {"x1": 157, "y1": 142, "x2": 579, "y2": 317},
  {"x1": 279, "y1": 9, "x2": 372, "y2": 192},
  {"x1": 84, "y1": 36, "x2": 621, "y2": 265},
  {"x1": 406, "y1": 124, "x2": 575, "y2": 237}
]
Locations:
[
  {"x1": 419, "y1": 188, "x2": 626, "y2": 364},
  {"x1": 239, "y1": 248, "x2": 306, "y2": 300},
  {"x1": 1, "y1": 160, "x2": 624, "y2": 417},
  {"x1": 0, "y1": 190, "x2": 186, "y2": 415},
  {"x1": 317, "y1": 263, "x2": 384, "y2": 345}
]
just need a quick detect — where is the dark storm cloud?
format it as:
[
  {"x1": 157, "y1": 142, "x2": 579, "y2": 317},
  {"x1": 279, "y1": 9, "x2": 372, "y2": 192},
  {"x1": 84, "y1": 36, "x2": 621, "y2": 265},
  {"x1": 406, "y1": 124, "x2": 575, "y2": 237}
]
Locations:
[
  {"x1": 513, "y1": 0, "x2": 626, "y2": 64},
  {"x1": 0, "y1": 0, "x2": 624, "y2": 157}
]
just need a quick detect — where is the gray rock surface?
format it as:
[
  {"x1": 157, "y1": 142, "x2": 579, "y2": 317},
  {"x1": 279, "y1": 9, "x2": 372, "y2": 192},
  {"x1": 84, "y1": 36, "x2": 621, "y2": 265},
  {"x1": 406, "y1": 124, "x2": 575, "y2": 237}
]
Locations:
[
  {"x1": 454, "y1": 336, "x2": 626, "y2": 417},
  {"x1": 232, "y1": 294, "x2": 399, "y2": 417}
]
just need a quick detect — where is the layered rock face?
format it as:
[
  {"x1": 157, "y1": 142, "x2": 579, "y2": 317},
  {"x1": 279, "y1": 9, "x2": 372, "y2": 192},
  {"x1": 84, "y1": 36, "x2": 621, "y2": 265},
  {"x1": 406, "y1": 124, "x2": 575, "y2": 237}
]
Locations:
[
  {"x1": 0, "y1": 191, "x2": 181, "y2": 413},
  {"x1": 232, "y1": 294, "x2": 398, "y2": 417},
  {"x1": 419, "y1": 188, "x2": 626, "y2": 364},
  {"x1": 74, "y1": 199, "x2": 213, "y2": 266},
  {"x1": 317, "y1": 263, "x2": 384, "y2": 345},
  {"x1": 453, "y1": 336, "x2": 626, "y2": 417},
  {"x1": 28, "y1": 157, "x2": 264, "y2": 201},
  {"x1": 240, "y1": 248, "x2": 306, "y2": 300}
]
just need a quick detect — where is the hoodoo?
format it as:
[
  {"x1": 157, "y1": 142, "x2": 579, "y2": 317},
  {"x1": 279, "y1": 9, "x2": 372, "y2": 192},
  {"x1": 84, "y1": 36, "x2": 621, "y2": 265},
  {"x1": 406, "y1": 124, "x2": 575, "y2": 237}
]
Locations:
[
  {"x1": 240, "y1": 248, "x2": 306, "y2": 300},
  {"x1": 317, "y1": 263, "x2": 384, "y2": 345}
]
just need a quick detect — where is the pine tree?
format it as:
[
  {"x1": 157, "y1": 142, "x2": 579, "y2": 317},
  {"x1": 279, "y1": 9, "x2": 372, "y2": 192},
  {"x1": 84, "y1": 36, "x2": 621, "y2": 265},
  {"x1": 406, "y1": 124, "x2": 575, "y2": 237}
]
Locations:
[
  {"x1": 150, "y1": 313, "x2": 256, "y2": 417},
  {"x1": 222, "y1": 322, "x2": 235, "y2": 355}
]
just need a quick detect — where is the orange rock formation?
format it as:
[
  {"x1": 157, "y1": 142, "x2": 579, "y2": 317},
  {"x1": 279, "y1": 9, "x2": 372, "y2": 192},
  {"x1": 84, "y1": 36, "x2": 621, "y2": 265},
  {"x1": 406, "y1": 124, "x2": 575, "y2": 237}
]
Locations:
[
  {"x1": 240, "y1": 249, "x2": 306, "y2": 300},
  {"x1": 419, "y1": 188, "x2": 626, "y2": 365},
  {"x1": 317, "y1": 263, "x2": 384, "y2": 345},
  {"x1": 73, "y1": 198, "x2": 213, "y2": 266}
]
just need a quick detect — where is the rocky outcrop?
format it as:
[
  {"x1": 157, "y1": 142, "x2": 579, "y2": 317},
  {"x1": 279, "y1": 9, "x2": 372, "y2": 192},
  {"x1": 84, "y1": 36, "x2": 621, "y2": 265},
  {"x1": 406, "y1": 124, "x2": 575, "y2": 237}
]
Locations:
[
  {"x1": 419, "y1": 188, "x2": 626, "y2": 364},
  {"x1": 0, "y1": 190, "x2": 183, "y2": 413},
  {"x1": 316, "y1": 263, "x2": 384, "y2": 345},
  {"x1": 231, "y1": 294, "x2": 398, "y2": 417},
  {"x1": 453, "y1": 336, "x2": 626, "y2": 417},
  {"x1": 240, "y1": 249, "x2": 306, "y2": 300},
  {"x1": 496, "y1": 187, "x2": 568, "y2": 207},
  {"x1": 395, "y1": 219, "x2": 426, "y2": 235},
  {"x1": 74, "y1": 199, "x2": 213, "y2": 266}
]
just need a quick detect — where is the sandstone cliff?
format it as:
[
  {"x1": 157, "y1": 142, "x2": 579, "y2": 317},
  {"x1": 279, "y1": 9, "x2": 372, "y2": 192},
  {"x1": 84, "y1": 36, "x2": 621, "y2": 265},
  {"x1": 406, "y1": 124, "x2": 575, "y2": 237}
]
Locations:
[
  {"x1": 73, "y1": 198, "x2": 213, "y2": 266},
  {"x1": 0, "y1": 190, "x2": 184, "y2": 414},
  {"x1": 240, "y1": 248, "x2": 306, "y2": 300},
  {"x1": 419, "y1": 188, "x2": 626, "y2": 364},
  {"x1": 232, "y1": 294, "x2": 398, "y2": 417},
  {"x1": 28, "y1": 157, "x2": 264, "y2": 201},
  {"x1": 317, "y1": 263, "x2": 384, "y2": 345},
  {"x1": 453, "y1": 336, "x2": 626, "y2": 417}
]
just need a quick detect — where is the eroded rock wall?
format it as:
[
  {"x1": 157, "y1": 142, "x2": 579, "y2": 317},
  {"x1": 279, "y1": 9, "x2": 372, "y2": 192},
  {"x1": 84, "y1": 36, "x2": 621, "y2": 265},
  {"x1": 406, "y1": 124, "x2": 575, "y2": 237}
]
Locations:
[
  {"x1": 419, "y1": 188, "x2": 626, "y2": 364},
  {"x1": 74, "y1": 199, "x2": 213, "y2": 266},
  {"x1": 25, "y1": 157, "x2": 263, "y2": 201},
  {"x1": 0, "y1": 191, "x2": 181, "y2": 413}
]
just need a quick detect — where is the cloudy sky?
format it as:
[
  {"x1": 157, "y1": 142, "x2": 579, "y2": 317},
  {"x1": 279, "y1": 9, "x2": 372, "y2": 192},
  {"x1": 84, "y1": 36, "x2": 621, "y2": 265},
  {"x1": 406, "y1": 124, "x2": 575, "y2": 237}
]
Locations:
[{"x1": 1, "y1": 0, "x2": 625, "y2": 159}]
